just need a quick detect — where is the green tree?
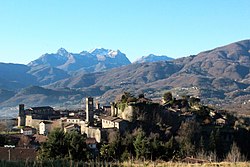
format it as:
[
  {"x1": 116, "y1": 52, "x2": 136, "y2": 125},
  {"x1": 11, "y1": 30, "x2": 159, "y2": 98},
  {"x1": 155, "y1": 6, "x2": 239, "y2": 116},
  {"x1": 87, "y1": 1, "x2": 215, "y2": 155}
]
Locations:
[
  {"x1": 39, "y1": 129, "x2": 67, "y2": 160},
  {"x1": 148, "y1": 133, "x2": 160, "y2": 160},
  {"x1": 163, "y1": 92, "x2": 173, "y2": 104},
  {"x1": 38, "y1": 129, "x2": 89, "y2": 161},
  {"x1": 133, "y1": 129, "x2": 149, "y2": 160},
  {"x1": 65, "y1": 131, "x2": 89, "y2": 161},
  {"x1": 100, "y1": 130, "x2": 122, "y2": 161}
]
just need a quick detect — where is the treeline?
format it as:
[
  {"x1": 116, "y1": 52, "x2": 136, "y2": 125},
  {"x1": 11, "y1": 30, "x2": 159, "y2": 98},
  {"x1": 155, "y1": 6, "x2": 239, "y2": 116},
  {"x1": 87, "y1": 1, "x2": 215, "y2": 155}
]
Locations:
[{"x1": 37, "y1": 123, "x2": 249, "y2": 163}]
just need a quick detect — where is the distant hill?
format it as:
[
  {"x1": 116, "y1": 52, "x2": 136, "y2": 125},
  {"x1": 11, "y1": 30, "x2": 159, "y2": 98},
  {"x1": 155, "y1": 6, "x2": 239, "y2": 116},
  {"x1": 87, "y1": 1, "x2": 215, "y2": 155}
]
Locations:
[
  {"x1": 134, "y1": 54, "x2": 174, "y2": 63},
  {"x1": 1, "y1": 40, "x2": 250, "y2": 116},
  {"x1": 46, "y1": 39, "x2": 250, "y2": 108},
  {"x1": 0, "y1": 89, "x2": 15, "y2": 103},
  {"x1": 0, "y1": 86, "x2": 86, "y2": 109},
  {"x1": 27, "y1": 65, "x2": 70, "y2": 85},
  {"x1": 0, "y1": 63, "x2": 38, "y2": 90}
]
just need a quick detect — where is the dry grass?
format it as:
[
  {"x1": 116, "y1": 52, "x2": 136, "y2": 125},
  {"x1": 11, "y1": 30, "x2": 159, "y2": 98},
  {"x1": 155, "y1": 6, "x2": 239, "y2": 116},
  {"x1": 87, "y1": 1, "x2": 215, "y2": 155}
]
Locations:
[{"x1": 121, "y1": 161, "x2": 250, "y2": 167}]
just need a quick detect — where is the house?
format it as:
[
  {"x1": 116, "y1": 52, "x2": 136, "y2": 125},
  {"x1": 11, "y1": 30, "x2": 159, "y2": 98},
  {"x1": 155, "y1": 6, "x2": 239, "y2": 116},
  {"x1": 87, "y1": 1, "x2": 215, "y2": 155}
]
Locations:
[
  {"x1": 81, "y1": 125, "x2": 102, "y2": 143},
  {"x1": 216, "y1": 118, "x2": 227, "y2": 125},
  {"x1": 64, "y1": 124, "x2": 80, "y2": 133},
  {"x1": 39, "y1": 121, "x2": 52, "y2": 135},
  {"x1": 17, "y1": 104, "x2": 60, "y2": 129},
  {"x1": 66, "y1": 116, "x2": 82, "y2": 125},
  {"x1": 20, "y1": 126, "x2": 36, "y2": 136},
  {"x1": 101, "y1": 116, "x2": 127, "y2": 132}
]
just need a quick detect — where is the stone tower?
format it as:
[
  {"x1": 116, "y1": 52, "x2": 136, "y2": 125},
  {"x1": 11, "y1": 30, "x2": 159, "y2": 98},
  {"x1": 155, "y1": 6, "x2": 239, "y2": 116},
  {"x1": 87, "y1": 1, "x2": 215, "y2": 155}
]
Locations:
[
  {"x1": 110, "y1": 102, "x2": 117, "y2": 117},
  {"x1": 95, "y1": 101, "x2": 100, "y2": 110},
  {"x1": 85, "y1": 97, "x2": 94, "y2": 124},
  {"x1": 17, "y1": 104, "x2": 25, "y2": 127}
]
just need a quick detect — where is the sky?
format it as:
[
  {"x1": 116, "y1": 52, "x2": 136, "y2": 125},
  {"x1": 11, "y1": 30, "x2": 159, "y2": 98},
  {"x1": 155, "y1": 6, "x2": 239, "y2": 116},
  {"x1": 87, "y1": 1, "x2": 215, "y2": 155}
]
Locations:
[{"x1": 0, "y1": 0, "x2": 250, "y2": 64}]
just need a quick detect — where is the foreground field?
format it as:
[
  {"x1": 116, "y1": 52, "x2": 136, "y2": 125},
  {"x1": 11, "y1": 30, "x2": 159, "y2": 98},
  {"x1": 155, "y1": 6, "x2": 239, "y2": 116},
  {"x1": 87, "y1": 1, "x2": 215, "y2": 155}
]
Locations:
[
  {"x1": 0, "y1": 160, "x2": 249, "y2": 167},
  {"x1": 122, "y1": 162, "x2": 250, "y2": 167}
]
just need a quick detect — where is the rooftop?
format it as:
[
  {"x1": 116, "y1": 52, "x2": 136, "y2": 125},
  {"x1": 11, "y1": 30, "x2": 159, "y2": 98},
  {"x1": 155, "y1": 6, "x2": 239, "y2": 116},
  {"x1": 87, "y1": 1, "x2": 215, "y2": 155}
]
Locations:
[
  {"x1": 0, "y1": 147, "x2": 37, "y2": 161},
  {"x1": 29, "y1": 106, "x2": 53, "y2": 110},
  {"x1": 86, "y1": 138, "x2": 97, "y2": 144}
]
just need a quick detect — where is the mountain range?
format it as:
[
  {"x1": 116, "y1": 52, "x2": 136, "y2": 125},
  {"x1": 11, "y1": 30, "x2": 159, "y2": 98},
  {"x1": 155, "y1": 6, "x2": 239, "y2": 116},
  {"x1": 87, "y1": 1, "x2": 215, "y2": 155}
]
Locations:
[
  {"x1": 1, "y1": 40, "x2": 250, "y2": 117},
  {"x1": 134, "y1": 54, "x2": 174, "y2": 63}
]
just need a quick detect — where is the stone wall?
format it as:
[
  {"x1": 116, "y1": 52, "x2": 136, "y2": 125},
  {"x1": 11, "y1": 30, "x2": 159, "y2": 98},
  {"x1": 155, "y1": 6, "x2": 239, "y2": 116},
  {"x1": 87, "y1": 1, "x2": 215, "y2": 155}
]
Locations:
[{"x1": 81, "y1": 124, "x2": 101, "y2": 143}]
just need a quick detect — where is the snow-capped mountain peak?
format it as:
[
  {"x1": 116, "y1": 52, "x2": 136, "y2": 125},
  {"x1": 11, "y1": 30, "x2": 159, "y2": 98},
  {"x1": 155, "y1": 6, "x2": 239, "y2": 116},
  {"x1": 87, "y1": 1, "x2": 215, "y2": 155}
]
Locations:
[
  {"x1": 134, "y1": 54, "x2": 174, "y2": 63},
  {"x1": 57, "y1": 48, "x2": 69, "y2": 56},
  {"x1": 28, "y1": 48, "x2": 131, "y2": 72},
  {"x1": 89, "y1": 48, "x2": 109, "y2": 55}
]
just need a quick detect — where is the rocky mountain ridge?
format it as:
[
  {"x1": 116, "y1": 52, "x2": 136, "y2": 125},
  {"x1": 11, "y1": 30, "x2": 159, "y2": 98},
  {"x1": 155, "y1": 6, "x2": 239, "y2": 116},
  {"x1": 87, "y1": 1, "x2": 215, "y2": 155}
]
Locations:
[
  {"x1": 1, "y1": 40, "x2": 250, "y2": 117},
  {"x1": 28, "y1": 48, "x2": 131, "y2": 73},
  {"x1": 134, "y1": 54, "x2": 174, "y2": 63}
]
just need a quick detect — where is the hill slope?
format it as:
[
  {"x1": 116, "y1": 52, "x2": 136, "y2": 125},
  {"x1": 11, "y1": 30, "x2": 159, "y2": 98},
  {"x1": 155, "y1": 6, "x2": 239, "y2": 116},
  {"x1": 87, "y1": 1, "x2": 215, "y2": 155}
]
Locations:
[
  {"x1": 1, "y1": 40, "x2": 250, "y2": 116},
  {"x1": 47, "y1": 39, "x2": 250, "y2": 107}
]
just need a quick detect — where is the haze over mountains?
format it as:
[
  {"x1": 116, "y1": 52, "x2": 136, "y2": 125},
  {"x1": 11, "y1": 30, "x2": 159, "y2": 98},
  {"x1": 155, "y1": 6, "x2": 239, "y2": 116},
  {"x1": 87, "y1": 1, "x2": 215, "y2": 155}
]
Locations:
[{"x1": 1, "y1": 40, "x2": 250, "y2": 117}]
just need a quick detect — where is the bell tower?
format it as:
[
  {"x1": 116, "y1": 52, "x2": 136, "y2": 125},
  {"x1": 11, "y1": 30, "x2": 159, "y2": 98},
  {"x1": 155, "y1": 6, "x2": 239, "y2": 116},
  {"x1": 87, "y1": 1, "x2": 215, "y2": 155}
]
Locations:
[
  {"x1": 85, "y1": 97, "x2": 94, "y2": 125},
  {"x1": 17, "y1": 104, "x2": 25, "y2": 126}
]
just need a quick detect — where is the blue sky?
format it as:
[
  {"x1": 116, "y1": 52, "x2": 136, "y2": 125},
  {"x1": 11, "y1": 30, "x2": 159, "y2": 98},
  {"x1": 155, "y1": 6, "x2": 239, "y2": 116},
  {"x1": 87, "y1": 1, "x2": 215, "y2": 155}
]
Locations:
[{"x1": 0, "y1": 0, "x2": 250, "y2": 64}]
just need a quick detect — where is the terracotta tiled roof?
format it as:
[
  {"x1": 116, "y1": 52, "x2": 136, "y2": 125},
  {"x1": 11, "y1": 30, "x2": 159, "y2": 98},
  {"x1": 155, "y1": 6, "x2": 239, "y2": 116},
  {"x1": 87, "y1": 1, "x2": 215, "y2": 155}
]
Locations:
[
  {"x1": 33, "y1": 134, "x2": 48, "y2": 143},
  {"x1": 22, "y1": 126, "x2": 35, "y2": 131},
  {"x1": 64, "y1": 123, "x2": 80, "y2": 129},
  {"x1": 0, "y1": 147, "x2": 37, "y2": 161},
  {"x1": 86, "y1": 138, "x2": 97, "y2": 144}
]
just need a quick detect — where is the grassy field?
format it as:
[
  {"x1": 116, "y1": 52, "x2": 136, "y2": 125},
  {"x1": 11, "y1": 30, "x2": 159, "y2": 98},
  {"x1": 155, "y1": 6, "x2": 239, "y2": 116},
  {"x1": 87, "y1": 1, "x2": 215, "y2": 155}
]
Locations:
[
  {"x1": 121, "y1": 162, "x2": 250, "y2": 167},
  {"x1": 0, "y1": 160, "x2": 249, "y2": 167}
]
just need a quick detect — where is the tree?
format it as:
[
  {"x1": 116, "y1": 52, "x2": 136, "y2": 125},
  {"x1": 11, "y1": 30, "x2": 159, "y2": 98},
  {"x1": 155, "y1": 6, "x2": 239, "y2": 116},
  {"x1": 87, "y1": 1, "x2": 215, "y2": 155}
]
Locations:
[
  {"x1": 38, "y1": 129, "x2": 89, "y2": 161},
  {"x1": 39, "y1": 129, "x2": 66, "y2": 160},
  {"x1": 18, "y1": 135, "x2": 31, "y2": 147},
  {"x1": 163, "y1": 136, "x2": 179, "y2": 161},
  {"x1": 176, "y1": 121, "x2": 201, "y2": 157},
  {"x1": 163, "y1": 92, "x2": 173, "y2": 104},
  {"x1": 189, "y1": 97, "x2": 200, "y2": 106},
  {"x1": 65, "y1": 131, "x2": 89, "y2": 161},
  {"x1": 208, "y1": 131, "x2": 216, "y2": 152},
  {"x1": 133, "y1": 129, "x2": 149, "y2": 160},
  {"x1": 148, "y1": 132, "x2": 160, "y2": 160},
  {"x1": 224, "y1": 142, "x2": 246, "y2": 162},
  {"x1": 0, "y1": 122, "x2": 7, "y2": 132}
]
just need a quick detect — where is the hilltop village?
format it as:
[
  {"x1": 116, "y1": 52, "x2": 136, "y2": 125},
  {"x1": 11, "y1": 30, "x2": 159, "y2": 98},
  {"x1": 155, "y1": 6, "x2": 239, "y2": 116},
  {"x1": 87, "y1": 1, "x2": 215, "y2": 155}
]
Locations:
[
  {"x1": 0, "y1": 92, "x2": 250, "y2": 163},
  {"x1": 17, "y1": 96, "x2": 129, "y2": 143}
]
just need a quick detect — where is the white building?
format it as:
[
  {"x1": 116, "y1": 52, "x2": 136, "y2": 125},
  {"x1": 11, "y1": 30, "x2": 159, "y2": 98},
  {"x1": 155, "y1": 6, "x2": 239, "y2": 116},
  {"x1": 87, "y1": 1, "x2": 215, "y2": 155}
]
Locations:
[
  {"x1": 39, "y1": 121, "x2": 52, "y2": 135},
  {"x1": 64, "y1": 124, "x2": 80, "y2": 133},
  {"x1": 20, "y1": 126, "x2": 36, "y2": 136}
]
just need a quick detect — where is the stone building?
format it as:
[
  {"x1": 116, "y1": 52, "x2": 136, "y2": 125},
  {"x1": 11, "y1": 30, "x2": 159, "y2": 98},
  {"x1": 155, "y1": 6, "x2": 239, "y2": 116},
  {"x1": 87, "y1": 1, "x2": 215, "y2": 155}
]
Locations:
[
  {"x1": 17, "y1": 104, "x2": 60, "y2": 129},
  {"x1": 101, "y1": 116, "x2": 127, "y2": 132}
]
